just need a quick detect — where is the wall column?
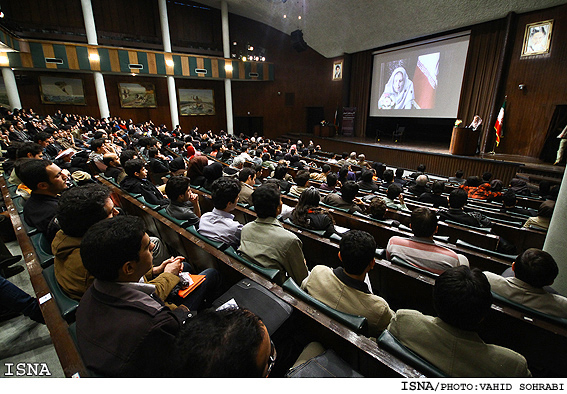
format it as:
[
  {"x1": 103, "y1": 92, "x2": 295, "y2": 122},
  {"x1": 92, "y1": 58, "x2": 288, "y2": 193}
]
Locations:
[
  {"x1": 80, "y1": 0, "x2": 110, "y2": 119},
  {"x1": 543, "y1": 169, "x2": 567, "y2": 295},
  {"x1": 158, "y1": 0, "x2": 179, "y2": 129},
  {"x1": 1, "y1": 67, "x2": 21, "y2": 110},
  {"x1": 222, "y1": 0, "x2": 234, "y2": 135}
]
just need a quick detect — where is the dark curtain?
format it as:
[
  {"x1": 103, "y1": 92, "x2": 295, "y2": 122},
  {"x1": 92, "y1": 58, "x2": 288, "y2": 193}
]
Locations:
[
  {"x1": 349, "y1": 50, "x2": 372, "y2": 138},
  {"x1": 457, "y1": 18, "x2": 509, "y2": 152}
]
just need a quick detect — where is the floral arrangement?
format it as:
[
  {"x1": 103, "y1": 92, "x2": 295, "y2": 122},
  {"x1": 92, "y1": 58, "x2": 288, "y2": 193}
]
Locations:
[{"x1": 454, "y1": 119, "x2": 463, "y2": 127}]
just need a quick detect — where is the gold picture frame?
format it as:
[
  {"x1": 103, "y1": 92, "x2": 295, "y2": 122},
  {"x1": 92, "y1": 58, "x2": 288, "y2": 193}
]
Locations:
[
  {"x1": 332, "y1": 60, "x2": 343, "y2": 81},
  {"x1": 521, "y1": 19, "x2": 553, "y2": 57},
  {"x1": 39, "y1": 76, "x2": 86, "y2": 105},
  {"x1": 178, "y1": 88, "x2": 215, "y2": 116}
]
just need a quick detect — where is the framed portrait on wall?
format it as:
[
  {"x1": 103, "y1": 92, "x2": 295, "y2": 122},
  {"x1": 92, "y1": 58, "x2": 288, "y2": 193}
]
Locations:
[
  {"x1": 521, "y1": 20, "x2": 553, "y2": 57},
  {"x1": 39, "y1": 76, "x2": 86, "y2": 105},
  {"x1": 178, "y1": 88, "x2": 215, "y2": 116},
  {"x1": 118, "y1": 82, "x2": 157, "y2": 108},
  {"x1": 332, "y1": 60, "x2": 343, "y2": 80}
]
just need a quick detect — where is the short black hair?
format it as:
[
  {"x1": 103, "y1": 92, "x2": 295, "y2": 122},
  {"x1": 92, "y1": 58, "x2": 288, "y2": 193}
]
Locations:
[
  {"x1": 80, "y1": 216, "x2": 146, "y2": 281},
  {"x1": 465, "y1": 176, "x2": 481, "y2": 187},
  {"x1": 386, "y1": 183, "x2": 402, "y2": 200},
  {"x1": 18, "y1": 159, "x2": 52, "y2": 191},
  {"x1": 417, "y1": 164, "x2": 426, "y2": 172},
  {"x1": 395, "y1": 168, "x2": 404, "y2": 178},
  {"x1": 339, "y1": 230, "x2": 376, "y2": 275},
  {"x1": 120, "y1": 149, "x2": 137, "y2": 167},
  {"x1": 57, "y1": 184, "x2": 111, "y2": 237},
  {"x1": 321, "y1": 164, "x2": 331, "y2": 173},
  {"x1": 294, "y1": 170, "x2": 310, "y2": 187},
  {"x1": 432, "y1": 180, "x2": 445, "y2": 194},
  {"x1": 514, "y1": 248, "x2": 558, "y2": 288},
  {"x1": 360, "y1": 169, "x2": 373, "y2": 182},
  {"x1": 33, "y1": 132, "x2": 51, "y2": 144},
  {"x1": 148, "y1": 147, "x2": 159, "y2": 158},
  {"x1": 449, "y1": 188, "x2": 468, "y2": 209},
  {"x1": 482, "y1": 172, "x2": 492, "y2": 182},
  {"x1": 17, "y1": 142, "x2": 43, "y2": 159},
  {"x1": 172, "y1": 308, "x2": 266, "y2": 377},
  {"x1": 124, "y1": 158, "x2": 146, "y2": 177},
  {"x1": 367, "y1": 197, "x2": 387, "y2": 219},
  {"x1": 325, "y1": 173, "x2": 338, "y2": 187},
  {"x1": 340, "y1": 181, "x2": 359, "y2": 202},
  {"x1": 411, "y1": 207, "x2": 437, "y2": 237},
  {"x1": 502, "y1": 190, "x2": 517, "y2": 207},
  {"x1": 433, "y1": 266, "x2": 492, "y2": 331},
  {"x1": 252, "y1": 183, "x2": 281, "y2": 218},
  {"x1": 382, "y1": 169, "x2": 394, "y2": 183},
  {"x1": 238, "y1": 167, "x2": 256, "y2": 183},
  {"x1": 165, "y1": 176, "x2": 190, "y2": 202},
  {"x1": 211, "y1": 177, "x2": 241, "y2": 210},
  {"x1": 90, "y1": 138, "x2": 105, "y2": 152},
  {"x1": 273, "y1": 164, "x2": 287, "y2": 180},
  {"x1": 455, "y1": 170, "x2": 464, "y2": 179}
]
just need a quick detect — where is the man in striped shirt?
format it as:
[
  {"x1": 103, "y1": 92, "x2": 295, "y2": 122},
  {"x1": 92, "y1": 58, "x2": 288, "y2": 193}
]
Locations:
[{"x1": 386, "y1": 207, "x2": 469, "y2": 275}]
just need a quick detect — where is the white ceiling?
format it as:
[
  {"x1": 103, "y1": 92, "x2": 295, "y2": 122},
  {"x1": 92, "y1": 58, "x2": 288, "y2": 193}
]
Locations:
[{"x1": 194, "y1": 0, "x2": 567, "y2": 58}]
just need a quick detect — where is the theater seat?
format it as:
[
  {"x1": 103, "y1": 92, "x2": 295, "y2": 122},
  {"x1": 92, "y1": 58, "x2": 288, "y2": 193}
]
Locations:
[
  {"x1": 282, "y1": 277, "x2": 368, "y2": 335},
  {"x1": 490, "y1": 291, "x2": 567, "y2": 327},
  {"x1": 29, "y1": 233, "x2": 54, "y2": 268},
  {"x1": 223, "y1": 246, "x2": 284, "y2": 284},
  {"x1": 42, "y1": 264, "x2": 78, "y2": 323},
  {"x1": 390, "y1": 256, "x2": 439, "y2": 277},
  {"x1": 455, "y1": 239, "x2": 516, "y2": 261},
  {"x1": 377, "y1": 330, "x2": 448, "y2": 377}
]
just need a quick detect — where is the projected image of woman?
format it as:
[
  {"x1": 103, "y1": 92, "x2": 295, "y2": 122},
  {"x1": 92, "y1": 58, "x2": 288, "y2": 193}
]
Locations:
[{"x1": 378, "y1": 67, "x2": 415, "y2": 109}]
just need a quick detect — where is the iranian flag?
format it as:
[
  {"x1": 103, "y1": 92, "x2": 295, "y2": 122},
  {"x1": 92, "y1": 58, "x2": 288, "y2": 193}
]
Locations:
[{"x1": 494, "y1": 100, "x2": 506, "y2": 147}]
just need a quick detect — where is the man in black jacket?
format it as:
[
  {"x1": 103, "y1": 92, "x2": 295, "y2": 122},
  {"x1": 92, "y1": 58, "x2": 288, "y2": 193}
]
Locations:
[
  {"x1": 120, "y1": 158, "x2": 169, "y2": 206},
  {"x1": 437, "y1": 188, "x2": 492, "y2": 228}
]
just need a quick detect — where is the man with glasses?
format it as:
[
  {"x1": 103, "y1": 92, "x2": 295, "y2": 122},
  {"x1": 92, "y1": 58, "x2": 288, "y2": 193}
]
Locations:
[{"x1": 172, "y1": 308, "x2": 276, "y2": 377}]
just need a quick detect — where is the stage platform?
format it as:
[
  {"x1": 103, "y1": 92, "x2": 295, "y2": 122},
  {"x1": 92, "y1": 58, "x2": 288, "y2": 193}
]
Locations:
[{"x1": 283, "y1": 134, "x2": 564, "y2": 186}]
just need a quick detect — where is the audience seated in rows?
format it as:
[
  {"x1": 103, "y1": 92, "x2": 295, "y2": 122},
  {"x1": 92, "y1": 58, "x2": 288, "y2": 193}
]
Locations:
[
  {"x1": 460, "y1": 174, "x2": 502, "y2": 202},
  {"x1": 500, "y1": 190, "x2": 536, "y2": 217},
  {"x1": 357, "y1": 169, "x2": 379, "y2": 192},
  {"x1": 198, "y1": 177, "x2": 243, "y2": 247},
  {"x1": 418, "y1": 180, "x2": 448, "y2": 208},
  {"x1": 485, "y1": 248, "x2": 567, "y2": 318},
  {"x1": 302, "y1": 230, "x2": 393, "y2": 337},
  {"x1": 386, "y1": 207, "x2": 469, "y2": 274},
  {"x1": 388, "y1": 266, "x2": 531, "y2": 377},
  {"x1": 438, "y1": 189, "x2": 492, "y2": 228},
  {"x1": 290, "y1": 187, "x2": 335, "y2": 236},
  {"x1": 165, "y1": 176, "x2": 201, "y2": 226},
  {"x1": 448, "y1": 169, "x2": 466, "y2": 185},
  {"x1": 321, "y1": 181, "x2": 363, "y2": 213},
  {"x1": 239, "y1": 183, "x2": 308, "y2": 284},
  {"x1": 120, "y1": 158, "x2": 169, "y2": 206}
]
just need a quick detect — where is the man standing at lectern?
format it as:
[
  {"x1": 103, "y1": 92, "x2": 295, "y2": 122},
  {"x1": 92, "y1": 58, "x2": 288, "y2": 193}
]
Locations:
[{"x1": 469, "y1": 115, "x2": 482, "y2": 154}]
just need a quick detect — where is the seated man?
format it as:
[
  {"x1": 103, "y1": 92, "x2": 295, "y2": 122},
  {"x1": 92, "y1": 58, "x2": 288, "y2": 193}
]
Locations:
[
  {"x1": 19, "y1": 159, "x2": 68, "y2": 234},
  {"x1": 87, "y1": 138, "x2": 107, "y2": 172},
  {"x1": 387, "y1": 207, "x2": 469, "y2": 274},
  {"x1": 164, "y1": 176, "x2": 201, "y2": 226},
  {"x1": 239, "y1": 183, "x2": 308, "y2": 284},
  {"x1": 147, "y1": 147, "x2": 170, "y2": 174},
  {"x1": 102, "y1": 153, "x2": 124, "y2": 183},
  {"x1": 357, "y1": 169, "x2": 379, "y2": 192},
  {"x1": 76, "y1": 216, "x2": 193, "y2": 377},
  {"x1": 120, "y1": 158, "x2": 169, "y2": 206},
  {"x1": 289, "y1": 169, "x2": 311, "y2": 196},
  {"x1": 321, "y1": 181, "x2": 363, "y2": 213},
  {"x1": 310, "y1": 164, "x2": 331, "y2": 182},
  {"x1": 320, "y1": 172, "x2": 338, "y2": 192},
  {"x1": 485, "y1": 249, "x2": 567, "y2": 318},
  {"x1": 388, "y1": 266, "x2": 531, "y2": 377},
  {"x1": 500, "y1": 190, "x2": 535, "y2": 217},
  {"x1": 302, "y1": 230, "x2": 394, "y2": 337},
  {"x1": 438, "y1": 188, "x2": 492, "y2": 228},
  {"x1": 448, "y1": 169, "x2": 466, "y2": 185},
  {"x1": 237, "y1": 167, "x2": 256, "y2": 206},
  {"x1": 383, "y1": 183, "x2": 409, "y2": 211},
  {"x1": 199, "y1": 177, "x2": 243, "y2": 247},
  {"x1": 171, "y1": 308, "x2": 275, "y2": 377},
  {"x1": 408, "y1": 174, "x2": 430, "y2": 196},
  {"x1": 418, "y1": 180, "x2": 448, "y2": 208}
]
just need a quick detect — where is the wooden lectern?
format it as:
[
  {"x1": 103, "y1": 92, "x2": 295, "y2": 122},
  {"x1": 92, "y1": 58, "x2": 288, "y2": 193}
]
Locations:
[{"x1": 449, "y1": 127, "x2": 478, "y2": 155}]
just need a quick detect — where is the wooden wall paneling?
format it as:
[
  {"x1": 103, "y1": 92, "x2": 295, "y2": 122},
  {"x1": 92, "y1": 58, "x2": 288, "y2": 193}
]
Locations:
[{"x1": 175, "y1": 78, "x2": 226, "y2": 132}]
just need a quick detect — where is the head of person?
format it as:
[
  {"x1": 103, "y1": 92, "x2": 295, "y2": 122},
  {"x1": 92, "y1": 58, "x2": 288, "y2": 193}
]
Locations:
[
  {"x1": 431, "y1": 180, "x2": 445, "y2": 195},
  {"x1": 455, "y1": 170, "x2": 464, "y2": 179},
  {"x1": 147, "y1": 147, "x2": 159, "y2": 159},
  {"x1": 537, "y1": 200, "x2": 555, "y2": 218},
  {"x1": 320, "y1": 164, "x2": 331, "y2": 174},
  {"x1": 81, "y1": 216, "x2": 152, "y2": 282},
  {"x1": 325, "y1": 173, "x2": 338, "y2": 188},
  {"x1": 465, "y1": 176, "x2": 481, "y2": 187},
  {"x1": 296, "y1": 187, "x2": 320, "y2": 209},
  {"x1": 339, "y1": 230, "x2": 376, "y2": 275},
  {"x1": 18, "y1": 159, "x2": 67, "y2": 195},
  {"x1": 395, "y1": 168, "x2": 404, "y2": 179},
  {"x1": 33, "y1": 132, "x2": 53, "y2": 147},
  {"x1": 449, "y1": 188, "x2": 468, "y2": 209},
  {"x1": 165, "y1": 176, "x2": 192, "y2": 203},
  {"x1": 273, "y1": 164, "x2": 287, "y2": 180},
  {"x1": 393, "y1": 71, "x2": 404, "y2": 93},
  {"x1": 367, "y1": 197, "x2": 387, "y2": 220},
  {"x1": 124, "y1": 158, "x2": 147, "y2": 179},
  {"x1": 238, "y1": 167, "x2": 256, "y2": 184},
  {"x1": 119, "y1": 149, "x2": 137, "y2": 167},
  {"x1": 417, "y1": 164, "x2": 426, "y2": 173},
  {"x1": 294, "y1": 170, "x2": 310, "y2": 187},
  {"x1": 57, "y1": 183, "x2": 115, "y2": 237},
  {"x1": 90, "y1": 138, "x2": 105, "y2": 153},
  {"x1": 502, "y1": 190, "x2": 517, "y2": 207},
  {"x1": 386, "y1": 183, "x2": 402, "y2": 200},
  {"x1": 103, "y1": 153, "x2": 120, "y2": 168},
  {"x1": 338, "y1": 166, "x2": 349, "y2": 180},
  {"x1": 340, "y1": 181, "x2": 359, "y2": 203},
  {"x1": 211, "y1": 177, "x2": 241, "y2": 211},
  {"x1": 513, "y1": 248, "x2": 558, "y2": 288},
  {"x1": 172, "y1": 308, "x2": 273, "y2": 378},
  {"x1": 482, "y1": 172, "x2": 492, "y2": 183},
  {"x1": 360, "y1": 169, "x2": 374, "y2": 183},
  {"x1": 416, "y1": 174, "x2": 428, "y2": 187},
  {"x1": 252, "y1": 183, "x2": 281, "y2": 218},
  {"x1": 203, "y1": 162, "x2": 223, "y2": 184},
  {"x1": 410, "y1": 207, "x2": 437, "y2": 238},
  {"x1": 433, "y1": 266, "x2": 492, "y2": 331},
  {"x1": 17, "y1": 142, "x2": 44, "y2": 159},
  {"x1": 382, "y1": 169, "x2": 394, "y2": 183}
]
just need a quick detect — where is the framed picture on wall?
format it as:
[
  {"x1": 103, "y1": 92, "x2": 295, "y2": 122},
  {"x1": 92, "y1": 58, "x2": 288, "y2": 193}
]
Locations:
[
  {"x1": 521, "y1": 19, "x2": 553, "y2": 57},
  {"x1": 178, "y1": 88, "x2": 215, "y2": 116},
  {"x1": 39, "y1": 76, "x2": 86, "y2": 105},
  {"x1": 118, "y1": 82, "x2": 157, "y2": 108},
  {"x1": 332, "y1": 60, "x2": 343, "y2": 80}
]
